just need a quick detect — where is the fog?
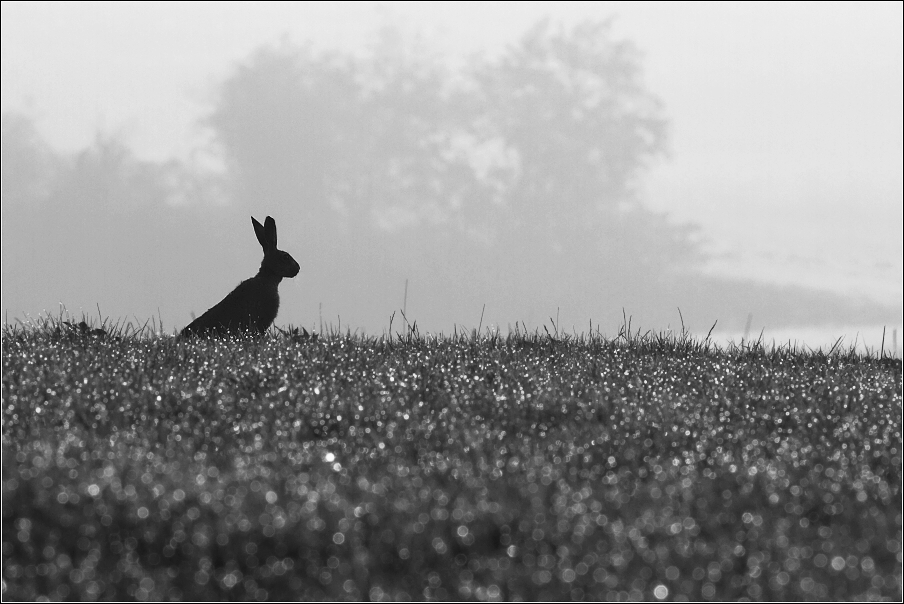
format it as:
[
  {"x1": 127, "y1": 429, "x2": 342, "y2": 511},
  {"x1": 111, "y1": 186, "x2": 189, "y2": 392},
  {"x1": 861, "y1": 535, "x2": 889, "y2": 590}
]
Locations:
[{"x1": 2, "y1": 2, "x2": 901, "y2": 352}]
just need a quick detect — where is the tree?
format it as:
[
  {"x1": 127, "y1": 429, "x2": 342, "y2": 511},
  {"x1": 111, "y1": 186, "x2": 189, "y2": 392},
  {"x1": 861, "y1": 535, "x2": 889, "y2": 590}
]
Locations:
[
  {"x1": 209, "y1": 32, "x2": 478, "y2": 238},
  {"x1": 469, "y1": 21, "x2": 665, "y2": 226},
  {"x1": 209, "y1": 43, "x2": 356, "y2": 217},
  {"x1": 209, "y1": 21, "x2": 673, "y2": 230},
  {"x1": 1, "y1": 112, "x2": 61, "y2": 206},
  {"x1": 460, "y1": 19, "x2": 700, "y2": 307},
  {"x1": 0, "y1": 112, "x2": 222, "y2": 326}
]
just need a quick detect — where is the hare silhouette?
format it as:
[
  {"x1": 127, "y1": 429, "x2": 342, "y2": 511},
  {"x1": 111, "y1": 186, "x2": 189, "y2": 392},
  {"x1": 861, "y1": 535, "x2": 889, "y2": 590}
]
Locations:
[{"x1": 181, "y1": 216, "x2": 299, "y2": 337}]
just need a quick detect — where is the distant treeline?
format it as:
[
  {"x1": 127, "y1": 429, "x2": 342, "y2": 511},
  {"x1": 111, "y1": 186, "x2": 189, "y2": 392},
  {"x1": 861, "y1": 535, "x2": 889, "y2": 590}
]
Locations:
[{"x1": 1, "y1": 20, "x2": 897, "y2": 332}]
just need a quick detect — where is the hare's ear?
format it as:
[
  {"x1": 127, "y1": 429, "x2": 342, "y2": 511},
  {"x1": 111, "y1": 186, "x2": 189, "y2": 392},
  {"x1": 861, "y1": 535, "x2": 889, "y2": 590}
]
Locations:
[
  {"x1": 252, "y1": 216, "x2": 275, "y2": 251},
  {"x1": 264, "y1": 216, "x2": 277, "y2": 247}
]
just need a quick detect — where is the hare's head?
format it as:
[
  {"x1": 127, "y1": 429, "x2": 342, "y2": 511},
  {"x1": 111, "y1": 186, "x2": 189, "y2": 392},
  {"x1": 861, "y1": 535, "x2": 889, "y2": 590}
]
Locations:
[{"x1": 253, "y1": 216, "x2": 300, "y2": 279}]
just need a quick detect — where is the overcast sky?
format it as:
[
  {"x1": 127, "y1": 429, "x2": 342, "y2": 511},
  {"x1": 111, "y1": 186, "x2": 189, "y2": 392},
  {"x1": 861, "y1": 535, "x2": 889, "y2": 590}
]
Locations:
[{"x1": 2, "y1": 1, "x2": 901, "y2": 346}]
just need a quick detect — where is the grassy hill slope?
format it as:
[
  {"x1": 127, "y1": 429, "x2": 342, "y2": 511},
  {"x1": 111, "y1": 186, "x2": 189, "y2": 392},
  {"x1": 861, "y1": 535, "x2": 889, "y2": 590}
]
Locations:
[{"x1": 2, "y1": 320, "x2": 901, "y2": 600}]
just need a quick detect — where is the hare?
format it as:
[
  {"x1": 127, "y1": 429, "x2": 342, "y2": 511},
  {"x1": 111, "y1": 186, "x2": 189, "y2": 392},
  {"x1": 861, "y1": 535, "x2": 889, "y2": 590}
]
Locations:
[{"x1": 181, "y1": 216, "x2": 300, "y2": 337}]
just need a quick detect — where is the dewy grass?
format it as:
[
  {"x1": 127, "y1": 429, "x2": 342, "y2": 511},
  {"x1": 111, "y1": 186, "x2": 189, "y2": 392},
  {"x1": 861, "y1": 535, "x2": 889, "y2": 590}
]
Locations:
[{"x1": 2, "y1": 317, "x2": 901, "y2": 601}]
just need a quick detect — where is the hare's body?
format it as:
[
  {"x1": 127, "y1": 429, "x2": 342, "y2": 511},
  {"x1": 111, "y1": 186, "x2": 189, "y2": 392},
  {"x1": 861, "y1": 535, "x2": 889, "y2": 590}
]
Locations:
[
  {"x1": 181, "y1": 216, "x2": 299, "y2": 337},
  {"x1": 182, "y1": 272, "x2": 281, "y2": 335}
]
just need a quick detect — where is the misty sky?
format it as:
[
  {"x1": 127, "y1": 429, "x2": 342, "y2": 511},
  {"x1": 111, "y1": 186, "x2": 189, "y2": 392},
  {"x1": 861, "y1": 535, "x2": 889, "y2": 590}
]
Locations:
[{"x1": 2, "y1": 1, "x2": 902, "y2": 347}]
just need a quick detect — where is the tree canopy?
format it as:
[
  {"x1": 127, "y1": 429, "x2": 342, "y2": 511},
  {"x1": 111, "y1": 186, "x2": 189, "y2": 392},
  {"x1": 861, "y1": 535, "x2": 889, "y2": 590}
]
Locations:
[{"x1": 208, "y1": 21, "x2": 696, "y2": 269}]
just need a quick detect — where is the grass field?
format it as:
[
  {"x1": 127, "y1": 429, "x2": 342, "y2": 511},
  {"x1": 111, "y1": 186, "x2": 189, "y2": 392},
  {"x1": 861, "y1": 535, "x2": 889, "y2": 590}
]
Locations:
[{"x1": 2, "y1": 318, "x2": 901, "y2": 601}]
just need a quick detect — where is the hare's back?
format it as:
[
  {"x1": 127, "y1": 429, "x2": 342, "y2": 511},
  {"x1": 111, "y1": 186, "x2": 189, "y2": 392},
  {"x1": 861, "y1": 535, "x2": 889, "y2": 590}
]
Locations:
[{"x1": 182, "y1": 277, "x2": 279, "y2": 336}]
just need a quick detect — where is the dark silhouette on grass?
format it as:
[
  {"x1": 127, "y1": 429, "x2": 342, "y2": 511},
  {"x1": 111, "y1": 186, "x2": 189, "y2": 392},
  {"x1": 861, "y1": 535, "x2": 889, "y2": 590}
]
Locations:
[{"x1": 181, "y1": 216, "x2": 299, "y2": 336}]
